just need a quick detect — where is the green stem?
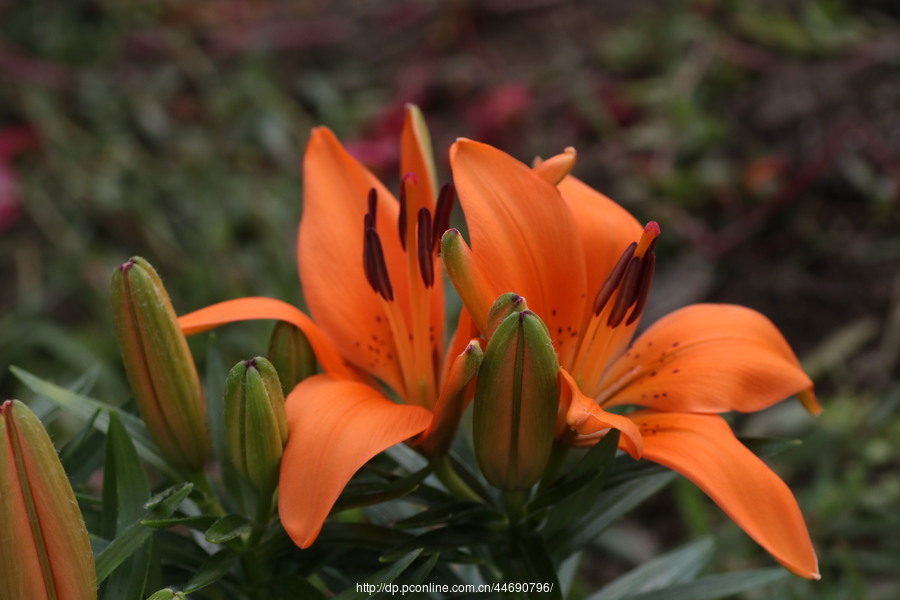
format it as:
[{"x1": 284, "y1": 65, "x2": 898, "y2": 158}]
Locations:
[
  {"x1": 504, "y1": 490, "x2": 526, "y2": 526},
  {"x1": 187, "y1": 469, "x2": 227, "y2": 517},
  {"x1": 432, "y1": 455, "x2": 482, "y2": 502}
]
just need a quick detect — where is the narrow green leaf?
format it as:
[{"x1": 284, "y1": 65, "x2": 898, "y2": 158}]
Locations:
[
  {"x1": 316, "y1": 523, "x2": 416, "y2": 551},
  {"x1": 141, "y1": 515, "x2": 218, "y2": 530},
  {"x1": 380, "y1": 526, "x2": 498, "y2": 562},
  {"x1": 531, "y1": 430, "x2": 620, "y2": 514},
  {"x1": 586, "y1": 538, "x2": 715, "y2": 600},
  {"x1": 146, "y1": 589, "x2": 185, "y2": 600},
  {"x1": 393, "y1": 501, "x2": 497, "y2": 529},
  {"x1": 508, "y1": 531, "x2": 562, "y2": 600},
  {"x1": 96, "y1": 484, "x2": 193, "y2": 583},
  {"x1": 332, "y1": 549, "x2": 424, "y2": 600},
  {"x1": 205, "y1": 514, "x2": 252, "y2": 544},
  {"x1": 183, "y1": 550, "x2": 240, "y2": 593},
  {"x1": 621, "y1": 568, "x2": 789, "y2": 600},
  {"x1": 335, "y1": 466, "x2": 432, "y2": 510},
  {"x1": 59, "y1": 409, "x2": 107, "y2": 484},
  {"x1": 546, "y1": 471, "x2": 677, "y2": 560},
  {"x1": 11, "y1": 366, "x2": 178, "y2": 479},
  {"x1": 103, "y1": 412, "x2": 153, "y2": 600}
]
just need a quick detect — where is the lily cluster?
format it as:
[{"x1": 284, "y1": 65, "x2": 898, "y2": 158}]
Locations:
[{"x1": 177, "y1": 106, "x2": 820, "y2": 580}]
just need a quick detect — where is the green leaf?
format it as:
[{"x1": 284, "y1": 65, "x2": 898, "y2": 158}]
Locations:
[
  {"x1": 530, "y1": 430, "x2": 620, "y2": 514},
  {"x1": 140, "y1": 515, "x2": 219, "y2": 531},
  {"x1": 316, "y1": 523, "x2": 416, "y2": 551},
  {"x1": 103, "y1": 412, "x2": 153, "y2": 600},
  {"x1": 332, "y1": 549, "x2": 424, "y2": 600},
  {"x1": 96, "y1": 483, "x2": 193, "y2": 583},
  {"x1": 335, "y1": 466, "x2": 432, "y2": 510},
  {"x1": 146, "y1": 589, "x2": 185, "y2": 600},
  {"x1": 183, "y1": 550, "x2": 240, "y2": 593},
  {"x1": 545, "y1": 471, "x2": 677, "y2": 560},
  {"x1": 205, "y1": 514, "x2": 252, "y2": 544},
  {"x1": 508, "y1": 531, "x2": 562, "y2": 600},
  {"x1": 620, "y1": 568, "x2": 789, "y2": 600},
  {"x1": 586, "y1": 538, "x2": 715, "y2": 600},
  {"x1": 741, "y1": 437, "x2": 802, "y2": 458},
  {"x1": 11, "y1": 366, "x2": 179, "y2": 479},
  {"x1": 380, "y1": 526, "x2": 497, "y2": 562},
  {"x1": 59, "y1": 409, "x2": 107, "y2": 484},
  {"x1": 393, "y1": 501, "x2": 498, "y2": 529}
]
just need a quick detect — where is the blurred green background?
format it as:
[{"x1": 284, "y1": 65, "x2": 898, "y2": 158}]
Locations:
[{"x1": 1, "y1": 0, "x2": 898, "y2": 598}]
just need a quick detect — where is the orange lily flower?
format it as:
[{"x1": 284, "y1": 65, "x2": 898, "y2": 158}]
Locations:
[
  {"x1": 177, "y1": 106, "x2": 481, "y2": 548},
  {"x1": 444, "y1": 139, "x2": 822, "y2": 579}
]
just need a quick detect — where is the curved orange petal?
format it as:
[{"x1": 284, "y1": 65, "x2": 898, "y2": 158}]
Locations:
[
  {"x1": 532, "y1": 147, "x2": 576, "y2": 185},
  {"x1": 450, "y1": 139, "x2": 587, "y2": 364},
  {"x1": 300, "y1": 127, "x2": 410, "y2": 393},
  {"x1": 561, "y1": 369, "x2": 643, "y2": 458},
  {"x1": 278, "y1": 375, "x2": 432, "y2": 548},
  {"x1": 633, "y1": 411, "x2": 819, "y2": 579},
  {"x1": 401, "y1": 106, "x2": 446, "y2": 375},
  {"x1": 178, "y1": 296, "x2": 358, "y2": 381},
  {"x1": 557, "y1": 176, "x2": 643, "y2": 323},
  {"x1": 400, "y1": 104, "x2": 437, "y2": 212},
  {"x1": 599, "y1": 304, "x2": 817, "y2": 414}
]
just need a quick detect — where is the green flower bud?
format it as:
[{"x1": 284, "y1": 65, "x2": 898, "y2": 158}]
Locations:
[
  {"x1": 267, "y1": 321, "x2": 317, "y2": 396},
  {"x1": 473, "y1": 309, "x2": 560, "y2": 490},
  {"x1": 1, "y1": 400, "x2": 97, "y2": 600},
  {"x1": 110, "y1": 257, "x2": 210, "y2": 470},
  {"x1": 223, "y1": 357, "x2": 288, "y2": 500},
  {"x1": 485, "y1": 293, "x2": 527, "y2": 338}
]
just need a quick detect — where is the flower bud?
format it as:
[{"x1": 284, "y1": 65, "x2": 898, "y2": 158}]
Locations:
[
  {"x1": 267, "y1": 321, "x2": 317, "y2": 396},
  {"x1": 485, "y1": 292, "x2": 526, "y2": 338},
  {"x1": 473, "y1": 308, "x2": 560, "y2": 490},
  {"x1": 1, "y1": 400, "x2": 97, "y2": 600},
  {"x1": 110, "y1": 256, "x2": 210, "y2": 471},
  {"x1": 223, "y1": 357, "x2": 288, "y2": 500}
]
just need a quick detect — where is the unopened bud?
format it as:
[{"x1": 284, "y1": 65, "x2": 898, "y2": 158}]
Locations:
[
  {"x1": 110, "y1": 256, "x2": 210, "y2": 470},
  {"x1": 473, "y1": 308, "x2": 560, "y2": 490},
  {"x1": 223, "y1": 357, "x2": 288, "y2": 500},
  {"x1": 267, "y1": 321, "x2": 317, "y2": 396},
  {"x1": 1, "y1": 400, "x2": 97, "y2": 600},
  {"x1": 485, "y1": 293, "x2": 527, "y2": 338}
]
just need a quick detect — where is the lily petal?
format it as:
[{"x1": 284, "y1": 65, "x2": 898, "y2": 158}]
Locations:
[
  {"x1": 633, "y1": 411, "x2": 819, "y2": 579},
  {"x1": 450, "y1": 139, "x2": 587, "y2": 363},
  {"x1": 561, "y1": 369, "x2": 643, "y2": 458},
  {"x1": 278, "y1": 375, "x2": 432, "y2": 548},
  {"x1": 178, "y1": 297, "x2": 357, "y2": 381},
  {"x1": 599, "y1": 304, "x2": 817, "y2": 414},
  {"x1": 300, "y1": 127, "x2": 410, "y2": 392}
]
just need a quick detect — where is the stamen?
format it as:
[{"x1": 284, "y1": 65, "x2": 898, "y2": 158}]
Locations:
[
  {"x1": 417, "y1": 207, "x2": 434, "y2": 287},
  {"x1": 432, "y1": 183, "x2": 456, "y2": 252},
  {"x1": 607, "y1": 256, "x2": 642, "y2": 328},
  {"x1": 367, "y1": 188, "x2": 378, "y2": 222},
  {"x1": 593, "y1": 242, "x2": 637, "y2": 315},
  {"x1": 398, "y1": 181, "x2": 408, "y2": 251},
  {"x1": 625, "y1": 252, "x2": 656, "y2": 326},
  {"x1": 364, "y1": 227, "x2": 394, "y2": 301}
]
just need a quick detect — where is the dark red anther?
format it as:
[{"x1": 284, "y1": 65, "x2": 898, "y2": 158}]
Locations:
[
  {"x1": 625, "y1": 252, "x2": 656, "y2": 326},
  {"x1": 364, "y1": 227, "x2": 394, "y2": 301},
  {"x1": 417, "y1": 207, "x2": 434, "y2": 287},
  {"x1": 398, "y1": 180, "x2": 408, "y2": 251},
  {"x1": 592, "y1": 242, "x2": 637, "y2": 315},
  {"x1": 367, "y1": 188, "x2": 378, "y2": 223},
  {"x1": 432, "y1": 183, "x2": 455, "y2": 252},
  {"x1": 607, "y1": 256, "x2": 642, "y2": 328}
]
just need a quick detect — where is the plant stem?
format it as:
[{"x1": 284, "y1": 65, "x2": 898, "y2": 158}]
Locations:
[{"x1": 432, "y1": 455, "x2": 482, "y2": 502}]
